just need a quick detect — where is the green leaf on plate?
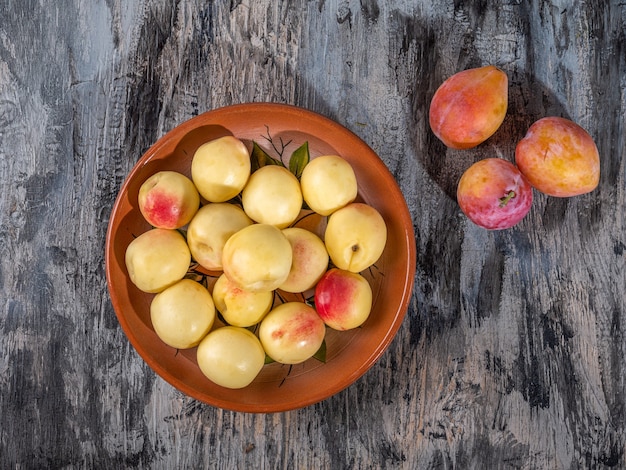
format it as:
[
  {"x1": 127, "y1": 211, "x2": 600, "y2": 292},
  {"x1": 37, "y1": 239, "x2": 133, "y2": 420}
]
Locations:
[
  {"x1": 289, "y1": 141, "x2": 309, "y2": 178},
  {"x1": 251, "y1": 141, "x2": 282, "y2": 172}
]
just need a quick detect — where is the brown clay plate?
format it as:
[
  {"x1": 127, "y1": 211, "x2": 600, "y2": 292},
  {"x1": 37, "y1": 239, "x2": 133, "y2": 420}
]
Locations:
[{"x1": 105, "y1": 103, "x2": 416, "y2": 413}]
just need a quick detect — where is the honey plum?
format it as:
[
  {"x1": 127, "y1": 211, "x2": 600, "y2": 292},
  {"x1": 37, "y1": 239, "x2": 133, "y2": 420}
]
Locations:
[
  {"x1": 429, "y1": 65, "x2": 508, "y2": 149},
  {"x1": 515, "y1": 116, "x2": 600, "y2": 197},
  {"x1": 324, "y1": 203, "x2": 387, "y2": 273},
  {"x1": 212, "y1": 273, "x2": 273, "y2": 328},
  {"x1": 457, "y1": 158, "x2": 533, "y2": 230},
  {"x1": 300, "y1": 155, "x2": 358, "y2": 216},
  {"x1": 241, "y1": 165, "x2": 303, "y2": 229},
  {"x1": 186, "y1": 203, "x2": 253, "y2": 271}
]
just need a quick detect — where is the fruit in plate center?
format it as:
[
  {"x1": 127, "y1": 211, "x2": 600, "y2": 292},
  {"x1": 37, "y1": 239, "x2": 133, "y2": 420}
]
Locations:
[
  {"x1": 241, "y1": 165, "x2": 303, "y2": 228},
  {"x1": 278, "y1": 227, "x2": 329, "y2": 293},
  {"x1": 222, "y1": 223, "x2": 293, "y2": 292},
  {"x1": 212, "y1": 273, "x2": 273, "y2": 327},
  {"x1": 186, "y1": 202, "x2": 253, "y2": 271},
  {"x1": 314, "y1": 268, "x2": 373, "y2": 331},
  {"x1": 429, "y1": 65, "x2": 508, "y2": 149}
]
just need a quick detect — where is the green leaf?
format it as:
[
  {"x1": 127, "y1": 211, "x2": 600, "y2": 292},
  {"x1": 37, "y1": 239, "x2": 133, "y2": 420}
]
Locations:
[
  {"x1": 264, "y1": 354, "x2": 276, "y2": 365},
  {"x1": 289, "y1": 141, "x2": 309, "y2": 178},
  {"x1": 313, "y1": 339, "x2": 327, "y2": 363},
  {"x1": 251, "y1": 141, "x2": 282, "y2": 172}
]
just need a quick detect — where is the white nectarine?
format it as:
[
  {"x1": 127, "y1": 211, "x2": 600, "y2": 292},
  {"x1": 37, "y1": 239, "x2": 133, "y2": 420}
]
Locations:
[
  {"x1": 191, "y1": 136, "x2": 251, "y2": 202},
  {"x1": 222, "y1": 223, "x2": 293, "y2": 292},
  {"x1": 186, "y1": 203, "x2": 253, "y2": 271},
  {"x1": 150, "y1": 279, "x2": 215, "y2": 349},
  {"x1": 324, "y1": 203, "x2": 387, "y2": 273},
  {"x1": 212, "y1": 273, "x2": 273, "y2": 327},
  {"x1": 241, "y1": 165, "x2": 303, "y2": 228},
  {"x1": 137, "y1": 171, "x2": 200, "y2": 229},
  {"x1": 259, "y1": 302, "x2": 326, "y2": 364},
  {"x1": 314, "y1": 268, "x2": 372, "y2": 330},
  {"x1": 125, "y1": 228, "x2": 191, "y2": 293},
  {"x1": 300, "y1": 155, "x2": 358, "y2": 216},
  {"x1": 279, "y1": 227, "x2": 329, "y2": 293},
  {"x1": 197, "y1": 326, "x2": 266, "y2": 389}
]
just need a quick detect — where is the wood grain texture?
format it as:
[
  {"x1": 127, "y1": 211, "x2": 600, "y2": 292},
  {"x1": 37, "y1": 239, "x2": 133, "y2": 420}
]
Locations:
[{"x1": 1, "y1": 0, "x2": 624, "y2": 468}]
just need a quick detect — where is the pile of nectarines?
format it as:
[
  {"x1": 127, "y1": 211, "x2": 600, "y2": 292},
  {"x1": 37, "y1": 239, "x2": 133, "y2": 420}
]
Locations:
[
  {"x1": 125, "y1": 135, "x2": 387, "y2": 389},
  {"x1": 430, "y1": 65, "x2": 601, "y2": 230}
]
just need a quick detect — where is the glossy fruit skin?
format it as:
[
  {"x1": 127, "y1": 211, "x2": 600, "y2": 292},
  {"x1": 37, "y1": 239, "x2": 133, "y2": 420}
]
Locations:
[
  {"x1": 241, "y1": 165, "x2": 303, "y2": 229},
  {"x1": 186, "y1": 203, "x2": 253, "y2": 271},
  {"x1": 222, "y1": 223, "x2": 293, "y2": 292},
  {"x1": 279, "y1": 227, "x2": 329, "y2": 293},
  {"x1": 196, "y1": 326, "x2": 266, "y2": 389},
  {"x1": 324, "y1": 203, "x2": 387, "y2": 273},
  {"x1": 515, "y1": 116, "x2": 600, "y2": 197},
  {"x1": 457, "y1": 158, "x2": 533, "y2": 230},
  {"x1": 137, "y1": 171, "x2": 200, "y2": 229},
  {"x1": 150, "y1": 279, "x2": 215, "y2": 349},
  {"x1": 212, "y1": 273, "x2": 273, "y2": 328},
  {"x1": 124, "y1": 228, "x2": 191, "y2": 293},
  {"x1": 258, "y1": 302, "x2": 326, "y2": 365},
  {"x1": 429, "y1": 65, "x2": 508, "y2": 149},
  {"x1": 300, "y1": 155, "x2": 358, "y2": 216},
  {"x1": 314, "y1": 268, "x2": 372, "y2": 331},
  {"x1": 191, "y1": 135, "x2": 251, "y2": 202}
]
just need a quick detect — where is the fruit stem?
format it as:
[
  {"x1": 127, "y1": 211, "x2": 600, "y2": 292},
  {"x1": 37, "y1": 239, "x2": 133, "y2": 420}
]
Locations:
[{"x1": 499, "y1": 190, "x2": 516, "y2": 207}]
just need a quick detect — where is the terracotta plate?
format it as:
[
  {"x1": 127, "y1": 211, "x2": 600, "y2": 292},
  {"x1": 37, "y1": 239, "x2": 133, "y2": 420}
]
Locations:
[{"x1": 105, "y1": 103, "x2": 416, "y2": 412}]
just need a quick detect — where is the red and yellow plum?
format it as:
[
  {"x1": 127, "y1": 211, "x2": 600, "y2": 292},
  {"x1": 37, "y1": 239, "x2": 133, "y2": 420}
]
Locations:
[
  {"x1": 429, "y1": 65, "x2": 508, "y2": 149},
  {"x1": 515, "y1": 116, "x2": 600, "y2": 197}
]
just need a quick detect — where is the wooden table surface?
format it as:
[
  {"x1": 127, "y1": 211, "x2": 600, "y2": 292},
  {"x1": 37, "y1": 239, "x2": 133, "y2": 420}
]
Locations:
[{"x1": 1, "y1": 1, "x2": 625, "y2": 468}]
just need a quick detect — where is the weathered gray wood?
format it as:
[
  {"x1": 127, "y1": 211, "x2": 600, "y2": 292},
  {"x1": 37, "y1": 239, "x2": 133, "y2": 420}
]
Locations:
[{"x1": 1, "y1": 0, "x2": 625, "y2": 468}]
